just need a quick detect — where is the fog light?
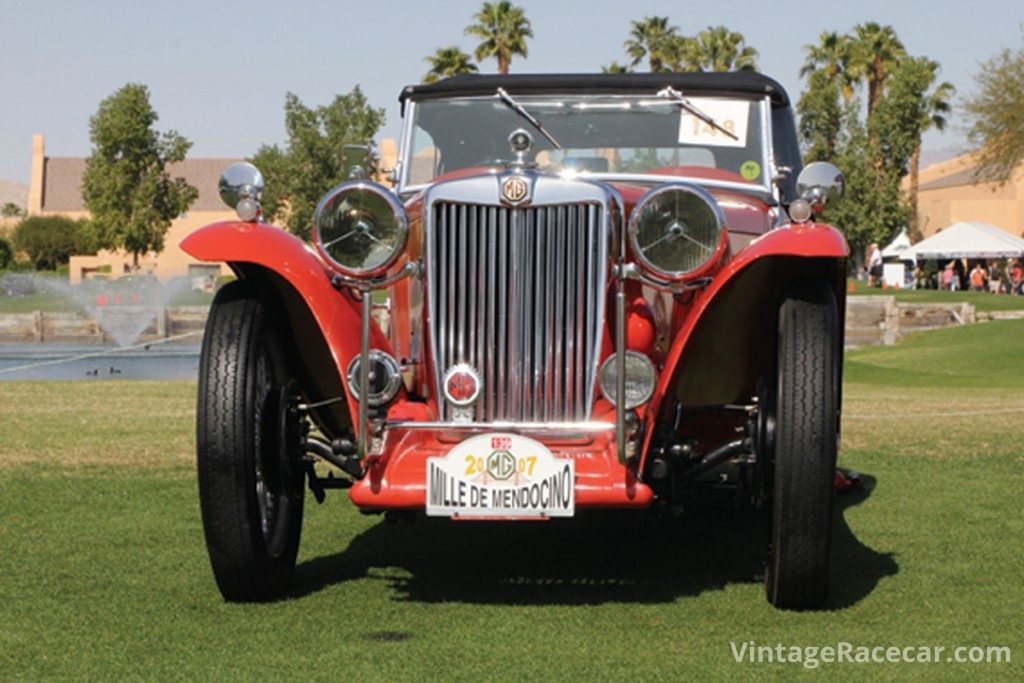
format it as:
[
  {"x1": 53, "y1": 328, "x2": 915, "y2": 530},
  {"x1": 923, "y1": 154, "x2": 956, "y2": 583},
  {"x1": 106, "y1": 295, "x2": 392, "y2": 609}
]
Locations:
[
  {"x1": 599, "y1": 352, "x2": 656, "y2": 409},
  {"x1": 346, "y1": 350, "x2": 401, "y2": 406},
  {"x1": 788, "y1": 198, "x2": 813, "y2": 224}
]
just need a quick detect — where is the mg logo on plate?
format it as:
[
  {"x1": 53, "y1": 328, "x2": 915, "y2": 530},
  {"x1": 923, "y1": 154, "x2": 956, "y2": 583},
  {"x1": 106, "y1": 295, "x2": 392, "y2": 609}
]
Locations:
[
  {"x1": 486, "y1": 450, "x2": 516, "y2": 480},
  {"x1": 501, "y1": 176, "x2": 529, "y2": 204}
]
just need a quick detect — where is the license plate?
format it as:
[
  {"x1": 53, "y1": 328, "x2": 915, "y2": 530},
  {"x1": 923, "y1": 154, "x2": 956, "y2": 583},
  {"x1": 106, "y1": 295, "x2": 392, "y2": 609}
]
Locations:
[{"x1": 426, "y1": 433, "x2": 575, "y2": 518}]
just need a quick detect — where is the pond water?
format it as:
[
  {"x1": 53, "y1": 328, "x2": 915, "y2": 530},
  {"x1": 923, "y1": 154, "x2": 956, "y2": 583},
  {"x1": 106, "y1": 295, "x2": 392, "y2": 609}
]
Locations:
[{"x1": 0, "y1": 343, "x2": 201, "y2": 381}]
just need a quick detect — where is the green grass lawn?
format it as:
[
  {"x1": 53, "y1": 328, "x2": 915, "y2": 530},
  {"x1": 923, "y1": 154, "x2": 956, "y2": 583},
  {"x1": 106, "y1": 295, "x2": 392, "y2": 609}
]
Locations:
[
  {"x1": 1, "y1": 323, "x2": 1023, "y2": 680},
  {"x1": 848, "y1": 279, "x2": 1024, "y2": 312}
]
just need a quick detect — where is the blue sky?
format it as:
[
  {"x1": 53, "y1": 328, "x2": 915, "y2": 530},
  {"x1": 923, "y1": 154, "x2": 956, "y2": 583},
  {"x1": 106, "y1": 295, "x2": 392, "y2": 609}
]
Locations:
[{"x1": 1, "y1": 0, "x2": 1021, "y2": 184}]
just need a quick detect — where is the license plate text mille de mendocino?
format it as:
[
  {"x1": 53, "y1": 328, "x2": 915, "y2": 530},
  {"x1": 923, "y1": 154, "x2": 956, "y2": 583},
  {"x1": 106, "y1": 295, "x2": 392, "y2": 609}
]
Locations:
[{"x1": 425, "y1": 434, "x2": 575, "y2": 517}]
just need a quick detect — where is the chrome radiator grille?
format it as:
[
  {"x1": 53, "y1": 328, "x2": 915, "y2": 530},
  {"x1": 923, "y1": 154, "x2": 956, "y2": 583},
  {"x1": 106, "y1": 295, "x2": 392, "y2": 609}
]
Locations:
[{"x1": 428, "y1": 201, "x2": 606, "y2": 422}]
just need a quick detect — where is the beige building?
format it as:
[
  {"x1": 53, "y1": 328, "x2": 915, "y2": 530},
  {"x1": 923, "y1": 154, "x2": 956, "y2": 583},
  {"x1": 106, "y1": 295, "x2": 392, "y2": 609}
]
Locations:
[
  {"x1": 27, "y1": 134, "x2": 240, "y2": 283},
  {"x1": 914, "y1": 153, "x2": 1024, "y2": 240}
]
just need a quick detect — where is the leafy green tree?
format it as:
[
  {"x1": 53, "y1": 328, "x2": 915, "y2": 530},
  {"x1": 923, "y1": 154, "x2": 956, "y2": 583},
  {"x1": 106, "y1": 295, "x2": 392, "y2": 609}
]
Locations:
[
  {"x1": 251, "y1": 88, "x2": 385, "y2": 240},
  {"x1": 797, "y1": 69, "x2": 843, "y2": 161},
  {"x1": 907, "y1": 61, "x2": 954, "y2": 240},
  {"x1": 423, "y1": 46, "x2": 479, "y2": 83},
  {"x1": 870, "y1": 57, "x2": 938, "y2": 178},
  {"x1": 624, "y1": 16, "x2": 679, "y2": 72},
  {"x1": 82, "y1": 83, "x2": 197, "y2": 266},
  {"x1": 964, "y1": 34, "x2": 1024, "y2": 183},
  {"x1": 818, "y1": 103, "x2": 906, "y2": 257},
  {"x1": 2, "y1": 202, "x2": 24, "y2": 218},
  {"x1": 465, "y1": 2, "x2": 533, "y2": 75},
  {"x1": 798, "y1": 25, "x2": 952, "y2": 260},
  {"x1": 0, "y1": 236, "x2": 12, "y2": 269},
  {"x1": 677, "y1": 26, "x2": 759, "y2": 72},
  {"x1": 11, "y1": 216, "x2": 92, "y2": 270}
]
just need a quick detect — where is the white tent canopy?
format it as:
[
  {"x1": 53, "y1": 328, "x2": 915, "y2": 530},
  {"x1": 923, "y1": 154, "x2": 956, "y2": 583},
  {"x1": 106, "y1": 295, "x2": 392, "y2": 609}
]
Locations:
[
  {"x1": 901, "y1": 222, "x2": 1024, "y2": 261},
  {"x1": 882, "y1": 228, "x2": 911, "y2": 259}
]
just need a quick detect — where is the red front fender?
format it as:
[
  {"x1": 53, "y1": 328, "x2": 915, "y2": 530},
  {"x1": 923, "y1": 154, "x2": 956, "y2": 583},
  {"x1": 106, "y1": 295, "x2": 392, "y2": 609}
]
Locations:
[
  {"x1": 181, "y1": 221, "x2": 392, "y2": 422},
  {"x1": 639, "y1": 223, "x2": 849, "y2": 467}
]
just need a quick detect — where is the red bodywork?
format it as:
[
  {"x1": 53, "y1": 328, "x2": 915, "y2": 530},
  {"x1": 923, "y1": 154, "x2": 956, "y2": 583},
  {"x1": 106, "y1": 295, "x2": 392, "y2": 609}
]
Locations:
[{"x1": 182, "y1": 177, "x2": 847, "y2": 514}]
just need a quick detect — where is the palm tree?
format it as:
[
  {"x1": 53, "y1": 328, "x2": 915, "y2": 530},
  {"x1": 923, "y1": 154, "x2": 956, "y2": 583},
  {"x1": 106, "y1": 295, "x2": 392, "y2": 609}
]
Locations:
[
  {"x1": 801, "y1": 31, "x2": 857, "y2": 101},
  {"x1": 908, "y1": 60, "x2": 955, "y2": 241},
  {"x1": 422, "y1": 46, "x2": 479, "y2": 84},
  {"x1": 623, "y1": 16, "x2": 679, "y2": 73},
  {"x1": 849, "y1": 22, "x2": 906, "y2": 118},
  {"x1": 679, "y1": 26, "x2": 759, "y2": 72},
  {"x1": 601, "y1": 61, "x2": 633, "y2": 74},
  {"x1": 464, "y1": 2, "x2": 533, "y2": 75}
]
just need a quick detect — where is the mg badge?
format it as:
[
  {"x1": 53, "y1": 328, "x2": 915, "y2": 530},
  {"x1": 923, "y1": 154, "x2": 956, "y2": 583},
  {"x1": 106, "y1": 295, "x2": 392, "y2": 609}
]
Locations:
[
  {"x1": 501, "y1": 176, "x2": 529, "y2": 205},
  {"x1": 443, "y1": 364, "x2": 482, "y2": 407}
]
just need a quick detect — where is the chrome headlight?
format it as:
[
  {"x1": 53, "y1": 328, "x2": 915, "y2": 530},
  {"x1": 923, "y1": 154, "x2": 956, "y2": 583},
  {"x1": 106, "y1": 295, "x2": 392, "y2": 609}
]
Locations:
[
  {"x1": 218, "y1": 162, "x2": 264, "y2": 222},
  {"x1": 628, "y1": 184, "x2": 726, "y2": 280},
  {"x1": 346, "y1": 350, "x2": 402, "y2": 406},
  {"x1": 599, "y1": 351, "x2": 656, "y2": 410},
  {"x1": 313, "y1": 181, "x2": 408, "y2": 277}
]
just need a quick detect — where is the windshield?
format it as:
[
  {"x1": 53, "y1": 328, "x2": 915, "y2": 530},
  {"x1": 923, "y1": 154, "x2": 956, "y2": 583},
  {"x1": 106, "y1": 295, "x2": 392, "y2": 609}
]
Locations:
[{"x1": 402, "y1": 93, "x2": 770, "y2": 192}]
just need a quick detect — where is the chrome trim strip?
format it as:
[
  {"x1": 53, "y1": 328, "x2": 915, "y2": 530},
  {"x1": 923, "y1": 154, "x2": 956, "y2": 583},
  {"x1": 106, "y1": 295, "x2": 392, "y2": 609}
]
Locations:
[
  {"x1": 358, "y1": 287, "x2": 371, "y2": 460},
  {"x1": 406, "y1": 176, "x2": 774, "y2": 204},
  {"x1": 386, "y1": 420, "x2": 614, "y2": 433},
  {"x1": 760, "y1": 97, "x2": 777, "y2": 204}
]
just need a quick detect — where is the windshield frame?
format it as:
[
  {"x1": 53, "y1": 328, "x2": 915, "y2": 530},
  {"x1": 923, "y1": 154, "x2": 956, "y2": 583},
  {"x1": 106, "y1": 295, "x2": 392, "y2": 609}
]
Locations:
[{"x1": 397, "y1": 93, "x2": 777, "y2": 202}]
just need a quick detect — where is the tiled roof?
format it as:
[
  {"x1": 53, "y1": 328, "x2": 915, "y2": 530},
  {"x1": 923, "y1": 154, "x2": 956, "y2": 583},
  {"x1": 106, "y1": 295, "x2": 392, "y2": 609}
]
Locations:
[
  {"x1": 42, "y1": 157, "x2": 242, "y2": 212},
  {"x1": 40, "y1": 158, "x2": 86, "y2": 211},
  {"x1": 918, "y1": 166, "x2": 985, "y2": 192}
]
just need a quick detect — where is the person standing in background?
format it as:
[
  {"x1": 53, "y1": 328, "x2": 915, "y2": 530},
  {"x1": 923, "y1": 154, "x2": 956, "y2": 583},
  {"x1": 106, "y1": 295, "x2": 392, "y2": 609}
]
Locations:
[
  {"x1": 969, "y1": 263, "x2": 986, "y2": 292},
  {"x1": 867, "y1": 243, "x2": 882, "y2": 287},
  {"x1": 988, "y1": 261, "x2": 1001, "y2": 293}
]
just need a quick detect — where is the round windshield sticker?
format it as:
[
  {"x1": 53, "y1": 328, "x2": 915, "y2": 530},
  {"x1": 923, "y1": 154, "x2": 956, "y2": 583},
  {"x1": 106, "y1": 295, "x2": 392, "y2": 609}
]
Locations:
[{"x1": 740, "y1": 160, "x2": 761, "y2": 180}]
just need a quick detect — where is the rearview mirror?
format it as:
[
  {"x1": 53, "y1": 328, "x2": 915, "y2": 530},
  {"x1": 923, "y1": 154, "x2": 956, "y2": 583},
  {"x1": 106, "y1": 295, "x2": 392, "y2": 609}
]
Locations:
[{"x1": 796, "y1": 162, "x2": 845, "y2": 213}]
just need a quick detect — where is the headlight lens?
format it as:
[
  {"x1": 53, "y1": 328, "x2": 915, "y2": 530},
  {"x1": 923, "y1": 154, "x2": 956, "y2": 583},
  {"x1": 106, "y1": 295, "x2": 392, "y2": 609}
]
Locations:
[
  {"x1": 599, "y1": 351, "x2": 656, "y2": 409},
  {"x1": 313, "y1": 181, "x2": 408, "y2": 277},
  {"x1": 629, "y1": 184, "x2": 726, "y2": 280},
  {"x1": 346, "y1": 350, "x2": 402, "y2": 406}
]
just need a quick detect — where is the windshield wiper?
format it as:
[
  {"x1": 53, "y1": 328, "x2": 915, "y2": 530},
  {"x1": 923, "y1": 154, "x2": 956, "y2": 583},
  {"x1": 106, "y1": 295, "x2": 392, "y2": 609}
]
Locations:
[
  {"x1": 496, "y1": 88, "x2": 562, "y2": 149},
  {"x1": 656, "y1": 86, "x2": 739, "y2": 141}
]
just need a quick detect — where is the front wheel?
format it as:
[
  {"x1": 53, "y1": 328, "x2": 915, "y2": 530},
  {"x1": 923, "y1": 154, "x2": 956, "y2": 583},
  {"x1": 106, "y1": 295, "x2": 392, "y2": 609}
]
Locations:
[
  {"x1": 196, "y1": 282, "x2": 304, "y2": 602},
  {"x1": 765, "y1": 280, "x2": 839, "y2": 610}
]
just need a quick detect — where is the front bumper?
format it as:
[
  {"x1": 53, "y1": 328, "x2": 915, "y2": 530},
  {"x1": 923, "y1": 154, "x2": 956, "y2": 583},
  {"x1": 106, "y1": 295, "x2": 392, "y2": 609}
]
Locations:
[{"x1": 348, "y1": 425, "x2": 654, "y2": 512}]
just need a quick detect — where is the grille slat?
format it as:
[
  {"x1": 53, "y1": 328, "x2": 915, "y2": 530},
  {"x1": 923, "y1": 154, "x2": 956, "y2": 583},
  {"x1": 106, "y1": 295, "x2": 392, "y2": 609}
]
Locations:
[{"x1": 430, "y1": 201, "x2": 604, "y2": 422}]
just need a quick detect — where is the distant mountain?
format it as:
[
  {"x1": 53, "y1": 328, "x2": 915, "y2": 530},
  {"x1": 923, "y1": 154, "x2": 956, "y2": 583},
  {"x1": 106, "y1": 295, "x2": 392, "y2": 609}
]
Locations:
[{"x1": 0, "y1": 180, "x2": 29, "y2": 211}]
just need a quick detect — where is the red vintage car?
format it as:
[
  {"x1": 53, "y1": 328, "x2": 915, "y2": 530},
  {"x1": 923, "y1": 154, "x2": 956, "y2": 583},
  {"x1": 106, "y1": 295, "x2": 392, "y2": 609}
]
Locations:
[{"x1": 184, "y1": 73, "x2": 848, "y2": 609}]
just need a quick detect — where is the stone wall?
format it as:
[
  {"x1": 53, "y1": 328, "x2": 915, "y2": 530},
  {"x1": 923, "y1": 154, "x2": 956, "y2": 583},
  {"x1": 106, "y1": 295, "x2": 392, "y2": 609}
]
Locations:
[
  {"x1": 844, "y1": 296, "x2": 986, "y2": 347},
  {"x1": 0, "y1": 299, "x2": 1018, "y2": 348},
  {"x1": 0, "y1": 306, "x2": 208, "y2": 344}
]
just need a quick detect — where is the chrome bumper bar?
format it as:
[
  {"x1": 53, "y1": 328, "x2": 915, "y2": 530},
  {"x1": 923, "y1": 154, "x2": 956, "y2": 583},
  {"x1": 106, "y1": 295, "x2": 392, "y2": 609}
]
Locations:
[{"x1": 386, "y1": 420, "x2": 614, "y2": 433}]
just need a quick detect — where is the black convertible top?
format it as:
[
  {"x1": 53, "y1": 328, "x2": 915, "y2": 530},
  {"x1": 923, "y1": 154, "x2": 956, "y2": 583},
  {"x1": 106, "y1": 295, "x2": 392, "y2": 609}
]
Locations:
[{"x1": 400, "y1": 72, "x2": 790, "y2": 109}]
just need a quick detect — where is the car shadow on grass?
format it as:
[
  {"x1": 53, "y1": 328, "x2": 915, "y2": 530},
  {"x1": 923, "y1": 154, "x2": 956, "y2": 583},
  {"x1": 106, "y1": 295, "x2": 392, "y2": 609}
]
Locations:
[{"x1": 292, "y1": 473, "x2": 896, "y2": 609}]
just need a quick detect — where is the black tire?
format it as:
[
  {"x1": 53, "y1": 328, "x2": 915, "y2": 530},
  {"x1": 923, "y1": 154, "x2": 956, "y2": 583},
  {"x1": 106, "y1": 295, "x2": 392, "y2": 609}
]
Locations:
[
  {"x1": 765, "y1": 280, "x2": 839, "y2": 610},
  {"x1": 197, "y1": 282, "x2": 304, "y2": 602}
]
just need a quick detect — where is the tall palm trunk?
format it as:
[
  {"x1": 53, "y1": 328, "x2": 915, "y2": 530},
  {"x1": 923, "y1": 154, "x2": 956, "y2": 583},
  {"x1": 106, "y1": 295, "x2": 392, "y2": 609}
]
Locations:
[
  {"x1": 497, "y1": 37, "x2": 508, "y2": 74},
  {"x1": 908, "y1": 144, "x2": 922, "y2": 242}
]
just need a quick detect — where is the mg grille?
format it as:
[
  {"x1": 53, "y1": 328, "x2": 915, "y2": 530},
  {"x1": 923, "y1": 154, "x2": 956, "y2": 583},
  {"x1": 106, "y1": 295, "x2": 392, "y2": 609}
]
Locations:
[{"x1": 428, "y1": 202, "x2": 606, "y2": 422}]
